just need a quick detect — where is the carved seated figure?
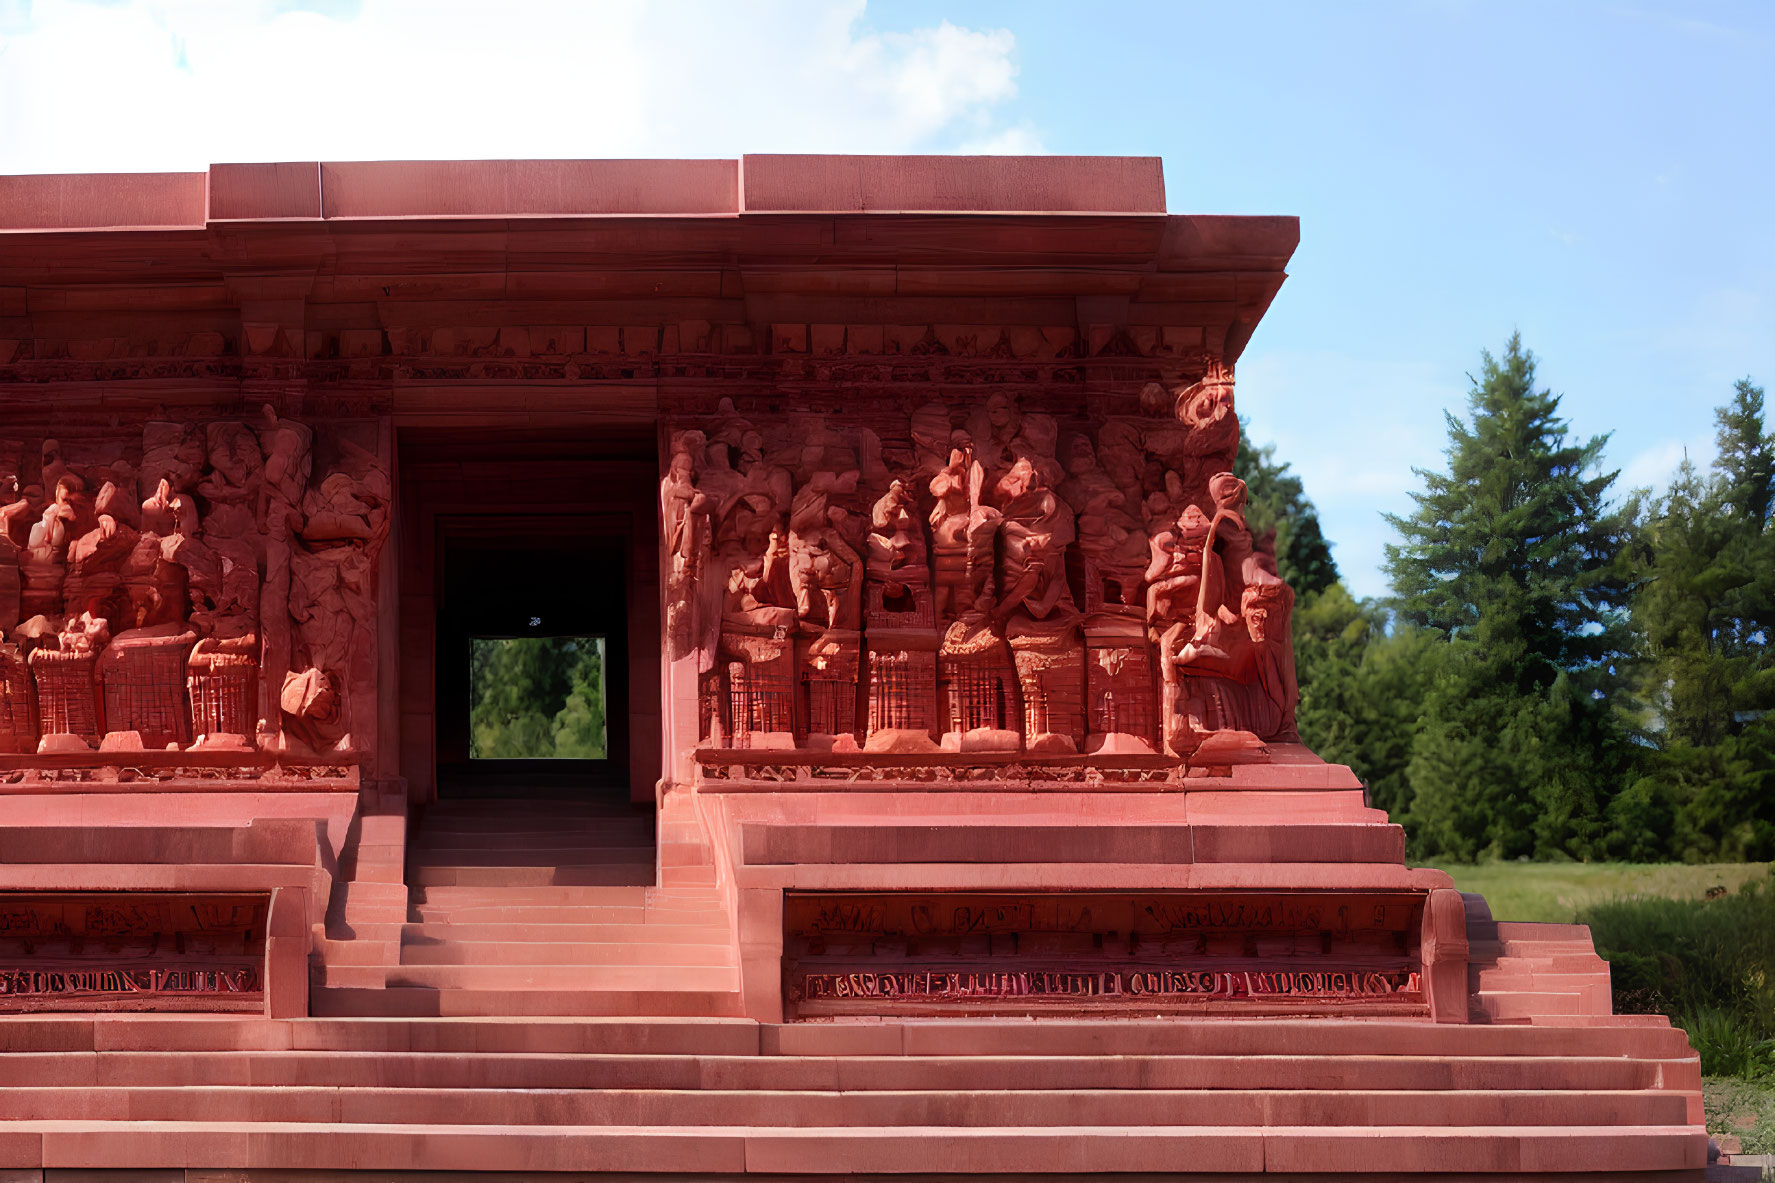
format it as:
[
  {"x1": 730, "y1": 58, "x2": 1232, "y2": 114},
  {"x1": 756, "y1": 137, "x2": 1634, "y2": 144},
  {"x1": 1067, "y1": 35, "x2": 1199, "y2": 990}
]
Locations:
[
  {"x1": 64, "y1": 501, "x2": 138, "y2": 620},
  {"x1": 993, "y1": 459, "x2": 1085, "y2": 753},
  {"x1": 937, "y1": 591, "x2": 1020, "y2": 752},
  {"x1": 928, "y1": 441, "x2": 989, "y2": 621},
  {"x1": 1165, "y1": 580, "x2": 1297, "y2": 758},
  {"x1": 98, "y1": 621, "x2": 198, "y2": 751},
  {"x1": 788, "y1": 472, "x2": 864, "y2": 632},
  {"x1": 864, "y1": 480, "x2": 933, "y2": 630},
  {"x1": 28, "y1": 608, "x2": 110, "y2": 753},
  {"x1": 717, "y1": 527, "x2": 798, "y2": 749},
  {"x1": 1061, "y1": 435, "x2": 1149, "y2": 616}
]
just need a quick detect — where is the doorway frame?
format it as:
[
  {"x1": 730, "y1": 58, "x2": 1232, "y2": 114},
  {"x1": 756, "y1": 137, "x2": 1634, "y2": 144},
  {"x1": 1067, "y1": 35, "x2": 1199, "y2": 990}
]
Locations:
[{"x1": 394, "y1": 431, "x2": 662, "y2": 806}]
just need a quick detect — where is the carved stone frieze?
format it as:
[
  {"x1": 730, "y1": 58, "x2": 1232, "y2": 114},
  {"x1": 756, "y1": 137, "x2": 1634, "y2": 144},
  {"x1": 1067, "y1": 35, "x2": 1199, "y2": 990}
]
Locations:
[
  {"x1": 0, "y1": 408, "x2": 386, "y2": 762},
  {"x1": 663, "y1": 365, "x2": 1298, "y2": 769}
]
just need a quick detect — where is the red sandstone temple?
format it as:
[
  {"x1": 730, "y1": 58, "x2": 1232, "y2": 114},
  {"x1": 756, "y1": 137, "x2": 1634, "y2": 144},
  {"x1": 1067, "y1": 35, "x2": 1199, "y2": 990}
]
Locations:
[{"x1": 0, "y1": 157, "x2": 1714, "y2": 1178}]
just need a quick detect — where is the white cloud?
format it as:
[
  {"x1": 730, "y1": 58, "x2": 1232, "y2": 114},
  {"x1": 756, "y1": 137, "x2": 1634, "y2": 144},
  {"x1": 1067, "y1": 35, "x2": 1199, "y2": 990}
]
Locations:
[
  {"x1": 1617, "y1": 431, "x2": 1715, "y2": 496},
  {"x1": 0, "y1": 0, "x2": 1037, "y2": 173}
]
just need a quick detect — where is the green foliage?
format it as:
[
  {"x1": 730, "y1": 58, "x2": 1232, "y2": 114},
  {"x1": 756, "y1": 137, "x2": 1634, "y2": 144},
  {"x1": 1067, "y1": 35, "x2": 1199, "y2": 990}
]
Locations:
[
  {"x1": 1380, "y1": 335, "x2": 1638, "y2": 860},
  {"x1": 1581, "y1": 874, "x2": 1775, "y2": 1078},
  {"x1": 1383, "y1": 334, "x2": 1639, "y2": 687},
  {"x1": 1292, "y1": 584, "x2": 1433, "y2": 819},
  {"x1": 1621, "y1": 378, "x2": 1775, "y2": 862},
  {"x1": 1247, "y1": 352, "x2": 1771, "y2": 866},
  {"x1": 468, "y1": 637, "x2": 606, "y2": 760},
  {"x1": 1236, "y1": 418, "x2": 1339, "y2": 596},
  {"x1": 1704, "y1": 1075, "x2": 1775, "y2": 1155}
]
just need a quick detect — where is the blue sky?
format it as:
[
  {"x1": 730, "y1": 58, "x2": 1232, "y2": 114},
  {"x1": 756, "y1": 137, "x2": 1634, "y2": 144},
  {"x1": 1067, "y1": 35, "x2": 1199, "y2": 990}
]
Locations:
[{"x1": 2, "y1": 0, "x2": 1770, "y2": 596}]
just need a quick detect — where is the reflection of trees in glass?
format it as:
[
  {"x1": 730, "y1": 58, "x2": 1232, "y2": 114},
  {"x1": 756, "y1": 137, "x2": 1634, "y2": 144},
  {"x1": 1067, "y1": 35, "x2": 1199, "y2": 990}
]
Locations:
[{"x1": 469, "y1": 637, "x2": 606, "y2": 759}]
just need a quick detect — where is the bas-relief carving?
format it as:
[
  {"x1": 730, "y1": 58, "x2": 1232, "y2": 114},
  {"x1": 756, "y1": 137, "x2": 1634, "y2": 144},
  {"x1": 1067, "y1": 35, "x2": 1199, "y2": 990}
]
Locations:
[
  {"x1": 662, "y1": 363, "x2": 1300, "y2": 761},
  {"x1": 0, "y1": 407, "x2": 387, "y2": 760}
]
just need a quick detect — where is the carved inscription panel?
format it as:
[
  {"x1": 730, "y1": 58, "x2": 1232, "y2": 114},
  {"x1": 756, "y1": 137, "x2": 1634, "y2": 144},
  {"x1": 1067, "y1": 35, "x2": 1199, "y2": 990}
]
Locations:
[
  {"x1": 784, "y1": 891, "x2": 1426, "y2": 1019},
  {"x1": 0, "y1": 893, "x2": 266, "y2": 1012}
]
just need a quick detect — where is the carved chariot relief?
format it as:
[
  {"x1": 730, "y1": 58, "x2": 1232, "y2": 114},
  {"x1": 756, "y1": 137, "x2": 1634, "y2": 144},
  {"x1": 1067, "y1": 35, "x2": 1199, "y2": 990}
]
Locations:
[
  {"x1": 0, "y1": 409, "x2": 386, "y2": 760},
  {"x1": 663, "y1": 363, "x2": 1299, "y2": 765}
]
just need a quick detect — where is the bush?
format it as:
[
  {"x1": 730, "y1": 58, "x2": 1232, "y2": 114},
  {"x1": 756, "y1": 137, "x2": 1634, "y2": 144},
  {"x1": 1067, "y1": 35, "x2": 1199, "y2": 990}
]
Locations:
[{"x1": 1581, "y1": 873, "x2": 1775, "y2": 1078}]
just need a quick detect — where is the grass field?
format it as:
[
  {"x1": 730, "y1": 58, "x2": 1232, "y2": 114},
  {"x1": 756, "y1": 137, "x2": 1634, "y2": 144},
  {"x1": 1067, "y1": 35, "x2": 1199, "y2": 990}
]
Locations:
[{"x1": 1426, "y1": 860, "x2": 1773, "y2": 924}]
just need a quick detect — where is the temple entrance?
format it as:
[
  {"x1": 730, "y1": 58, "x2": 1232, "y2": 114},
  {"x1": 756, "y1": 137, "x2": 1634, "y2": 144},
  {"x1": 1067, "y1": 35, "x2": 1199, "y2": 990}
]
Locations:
[
  {"x1": 394, "y1": 429, "x2": 663, "y2": 806},
  {"x1": 434, "y1": 528, "x2": 629, "y2": 798}
]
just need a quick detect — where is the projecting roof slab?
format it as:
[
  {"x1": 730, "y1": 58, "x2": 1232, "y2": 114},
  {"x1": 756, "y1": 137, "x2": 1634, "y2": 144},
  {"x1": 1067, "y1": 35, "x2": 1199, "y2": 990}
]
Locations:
[{"x1": 1, "y1": 154, "x2": 1173, "y2": 231}]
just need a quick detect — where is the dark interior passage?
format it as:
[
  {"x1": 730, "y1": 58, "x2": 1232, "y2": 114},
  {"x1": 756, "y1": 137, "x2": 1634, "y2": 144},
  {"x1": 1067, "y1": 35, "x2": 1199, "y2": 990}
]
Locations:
[{"x1": 395, "y1": 429, "x2": 662, "y2": 805}]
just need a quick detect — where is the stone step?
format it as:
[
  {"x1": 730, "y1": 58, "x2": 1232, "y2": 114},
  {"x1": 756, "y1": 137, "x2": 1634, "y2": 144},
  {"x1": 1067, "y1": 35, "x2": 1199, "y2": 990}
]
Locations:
[
  {"x1": 409, "y1": 849, "x2": 663, "y2": 869},
  {"x1": 403, "y1": 921, "x2": 730, "y2": 943},
  {"x1": 1471, "y1": 939, "x2": 1601, "y2": 960},
  {"x1": 341, "y1": 964, "x2": 741, "y2": 992},
  {"x1": 412, "y1": 832, "x2": 657, "y2": 851},
  {"x1": 0, "y1": 1084, "x2": 1692, "y2": 1128},
  {"x1": 1474, "y1": 968, "x2": 1612, "y2": 991},
  {"x1": 0, "y1": 1012, "x2": 1693, "y2": 1060},
  {"x1": 312, "y1": 986, "x2": 747, "y2": 1018},
  {"x1": 410, "y1": 864, "x2": 656, "y2": 887},
  {"x1": 399, "y1": 940, "x2": 734, "y2": 967},
  {"x1": 0, "y1": 1016, "x2": 760, "y2": 1055},
  {"x1": 315, "y1": 937, "x2": 401, "y2": 966},
  {"x1": 1472, "y1": 952, "x2": 1611, "y2": 974},
  {"x1": 410, "y1": 904, "x2": 654, "y2": 925},
  {"x1": 0, "y1": 1120, "x2": 1707, "y2": 1174},
  {"x1": 1477, "y1": 990, "x2": 1593, "y2": 1020},
  {"x1": 0, "y1": 1050, "x2": 1680, "y2": 1092},
  {"x1": 411, "y1": 883, "x2": 657, "y2": 903},
  {"x1": 763, "y1": 1018, "x2": 1696, "y2": 1061}
]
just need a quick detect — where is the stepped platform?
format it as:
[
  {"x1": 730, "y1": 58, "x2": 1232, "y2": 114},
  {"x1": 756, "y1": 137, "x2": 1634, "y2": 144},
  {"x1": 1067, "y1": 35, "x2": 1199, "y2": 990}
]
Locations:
[
  {"x1": 0, "y1": 1012, "x2": 1709, "y2": 1177},
  {"x1": 0, "y1": 755, "x2": 1715, "y2": 1178}
]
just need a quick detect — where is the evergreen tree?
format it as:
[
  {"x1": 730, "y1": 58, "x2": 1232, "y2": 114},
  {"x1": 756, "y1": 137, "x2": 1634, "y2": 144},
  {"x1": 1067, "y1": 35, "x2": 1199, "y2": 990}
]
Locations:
[
  {"x1": 469, "y1": 636, "x2": 608, "y2": 760},
  {"x1": 1292, "y1": 584, "x2": 1435, "y2": 821},
  {"x1": 1236, "y1": 419, "x2": 1340, "y2": 596},
  {"x1": 1383, "y1": 335, "x2": 1638, "y2": 860},
  {"x1": 1620, "y1": 379, "x2": 1774, "y2": 861}
]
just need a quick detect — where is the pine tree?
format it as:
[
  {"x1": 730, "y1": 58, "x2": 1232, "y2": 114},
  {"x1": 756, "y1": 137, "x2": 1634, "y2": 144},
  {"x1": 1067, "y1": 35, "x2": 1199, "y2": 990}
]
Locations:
[
  {"x1": 1620, "y1": 379, "x2": 1775, "y2": 861},
  {"x1": 1292, "y1": 584, "x2": 1435, "y2": 821},
  {"x1": 1383, "y1": 335, "x2": 1638, "y2": 860},
  {"x1": 1236, "y1": 420, "x2": 1340, "y2": 596}
]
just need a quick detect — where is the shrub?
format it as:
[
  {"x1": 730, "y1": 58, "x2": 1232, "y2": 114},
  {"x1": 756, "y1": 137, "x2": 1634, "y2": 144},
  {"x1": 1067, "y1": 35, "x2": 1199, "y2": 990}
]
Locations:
[{"x1": 1581, "y1": 874, "x2": 1775, "y2": 1078}]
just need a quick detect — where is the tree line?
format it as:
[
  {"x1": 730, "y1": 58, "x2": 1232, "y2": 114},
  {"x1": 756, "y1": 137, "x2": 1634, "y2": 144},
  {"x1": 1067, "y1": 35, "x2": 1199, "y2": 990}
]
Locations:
[{"x1": 1243, "y1": 333, "x2": 1772, "y2": 863}]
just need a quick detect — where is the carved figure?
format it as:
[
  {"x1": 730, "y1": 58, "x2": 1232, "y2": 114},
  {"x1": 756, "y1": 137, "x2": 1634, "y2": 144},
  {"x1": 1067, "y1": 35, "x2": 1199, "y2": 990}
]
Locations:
[
  {"x1": 993, "y1": 459, "x2": 1077, "y2": 627},
  {"x1": 661, "y1": 431, "x2": 713, "y2": 662},
  {"x1": 788, "y1": 479, "x2": 864, "y2": 632},
  {"x1": 1166, "y1": 580, "x2": 1297, "y2": 752},
  {"x1": 253, "y1": 407, "x2": 310, "y2": 752},
  {"x1": 0, "y1": 472, "x2": 22, "y2": 633},
  {"x1": 937, "y1": 591, "x2": 1020, "y2": 752},
  {"x1": 1175, "y1": 362, "x2": 1240, "y2": 460}
]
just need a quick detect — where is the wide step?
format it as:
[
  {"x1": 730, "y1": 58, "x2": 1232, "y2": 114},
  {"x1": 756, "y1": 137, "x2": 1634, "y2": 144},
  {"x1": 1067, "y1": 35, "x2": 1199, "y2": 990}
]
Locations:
[
  {"x1": 0, "y1": 1085, "x2": 1693, "y2": 1127},
  {"x1": 0, "y1": 1121, "x2": 1706, "y2": 1175}
]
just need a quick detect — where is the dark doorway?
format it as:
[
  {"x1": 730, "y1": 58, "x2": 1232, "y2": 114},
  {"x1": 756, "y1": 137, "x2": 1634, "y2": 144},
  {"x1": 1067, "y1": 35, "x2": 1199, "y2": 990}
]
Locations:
[{"x1": 435, "y1": 527, "x2": 630, "y2": 798}]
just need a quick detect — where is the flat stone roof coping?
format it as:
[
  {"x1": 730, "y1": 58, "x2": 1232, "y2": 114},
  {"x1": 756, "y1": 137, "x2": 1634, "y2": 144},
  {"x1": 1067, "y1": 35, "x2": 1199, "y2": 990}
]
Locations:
[{"x1": 0, "y1": 155, "x2": 1168, "y2": 232}]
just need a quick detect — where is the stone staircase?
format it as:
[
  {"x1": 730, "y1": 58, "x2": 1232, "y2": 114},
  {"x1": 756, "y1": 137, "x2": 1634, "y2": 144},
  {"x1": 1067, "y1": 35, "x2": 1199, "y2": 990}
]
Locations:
[
  {"x1": 313, "y1": 797, "x2": 740, "y2": 1017},
  {"x1": 1464, "y1": 893, "x2": 1618, "y2": 1024},
  {"x1": 0, "y1": 1013, "x2": 1706, "y2": 1175}
]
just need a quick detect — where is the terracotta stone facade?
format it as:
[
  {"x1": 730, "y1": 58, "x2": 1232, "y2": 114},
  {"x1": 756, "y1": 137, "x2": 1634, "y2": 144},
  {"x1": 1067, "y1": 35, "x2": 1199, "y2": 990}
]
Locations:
[{"x1": 0, "y1": 157, "x2": 1712, "y2": 1178}]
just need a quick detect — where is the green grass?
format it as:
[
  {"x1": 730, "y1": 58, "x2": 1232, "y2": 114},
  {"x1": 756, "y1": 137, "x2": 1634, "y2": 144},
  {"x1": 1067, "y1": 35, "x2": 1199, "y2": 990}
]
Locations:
[
  {"x1": 1706, "y1": 1076, "x2": 1775, "y2": 1157},
  {"x1": 1427, "y1": 860, "x2": 1772, "y2": 924}
]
